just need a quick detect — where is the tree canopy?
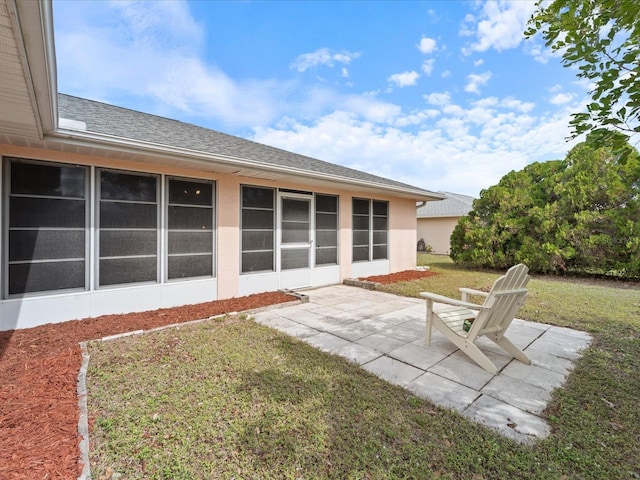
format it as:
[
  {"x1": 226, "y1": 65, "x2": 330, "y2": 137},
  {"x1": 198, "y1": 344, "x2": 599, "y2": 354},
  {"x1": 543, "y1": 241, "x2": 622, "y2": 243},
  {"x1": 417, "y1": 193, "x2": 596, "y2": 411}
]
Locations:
[
  {"x1": 526, "y1": 0, "x2": 640, "y2": 155},
  {"x1": 450, "y1": 139, "x2": 640, "y2": 278}
]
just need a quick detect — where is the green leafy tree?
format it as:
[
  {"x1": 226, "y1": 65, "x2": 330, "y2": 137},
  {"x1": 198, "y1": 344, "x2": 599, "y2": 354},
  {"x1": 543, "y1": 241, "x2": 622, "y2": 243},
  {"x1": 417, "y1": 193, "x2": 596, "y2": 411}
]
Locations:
[
  {"x1": 450, "y1": 140, "x2": 640, "y2": 277},
  {"x1": 526, "y1": 0, "x2": 640, "y2": 155}
]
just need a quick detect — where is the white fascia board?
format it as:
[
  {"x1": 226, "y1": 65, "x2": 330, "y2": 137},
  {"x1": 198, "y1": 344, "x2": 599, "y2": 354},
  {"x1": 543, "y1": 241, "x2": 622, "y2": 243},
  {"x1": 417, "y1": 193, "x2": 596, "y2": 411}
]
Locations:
[
  {"x1": 12, "y1": 0, "x2": 58, "y2": 135},
  {"x1": 48, "y1": 128, "x2": 445, "y2": 201}
]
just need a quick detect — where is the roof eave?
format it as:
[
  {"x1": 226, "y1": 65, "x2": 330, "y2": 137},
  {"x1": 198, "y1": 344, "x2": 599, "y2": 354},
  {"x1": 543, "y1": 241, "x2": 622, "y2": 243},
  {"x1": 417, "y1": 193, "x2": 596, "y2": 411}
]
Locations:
[
  {"x1": 12, "y1": 0, "x2": 58, "y2": 136},
  {"x1": 47, "y1": 128, "x2": 444, "y2": 201}
]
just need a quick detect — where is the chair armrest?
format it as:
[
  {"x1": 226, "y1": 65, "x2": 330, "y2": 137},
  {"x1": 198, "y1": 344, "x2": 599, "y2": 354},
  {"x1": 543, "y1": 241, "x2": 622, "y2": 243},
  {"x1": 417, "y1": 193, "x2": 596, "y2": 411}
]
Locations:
[
  {"x1": 459, "y1": 287, "x2": 489, "y2": 297},
  {"x1": 420, "y1": 292, "x2": 487, "y2": 311},
  {"x1": 459, "y1": 287, "x2": 489, "y2": 302}
]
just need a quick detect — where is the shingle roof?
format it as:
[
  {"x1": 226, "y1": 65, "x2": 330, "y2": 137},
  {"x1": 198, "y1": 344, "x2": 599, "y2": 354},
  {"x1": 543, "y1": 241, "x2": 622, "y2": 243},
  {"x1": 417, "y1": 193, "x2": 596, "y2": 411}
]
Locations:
[
  {"x1": 417, "y1": 191, "x2": 475, "y2": 218},
  {"x1": 57, "y1": 94, "x2": 441, "y2": 197}
]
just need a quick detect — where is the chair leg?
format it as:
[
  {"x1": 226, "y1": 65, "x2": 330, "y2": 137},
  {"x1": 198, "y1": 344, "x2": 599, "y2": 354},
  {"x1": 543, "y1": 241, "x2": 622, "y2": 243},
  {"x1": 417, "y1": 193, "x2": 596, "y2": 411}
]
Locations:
[
  {"x1": 491, "y1": 335, "x2": 531, "y2": 365},
  {"x1": 460, "y1": 341, "x2": 499, "y2": 375},
  {"x1": 425, "y1": 299, "x2": 433, "y2": 346}
]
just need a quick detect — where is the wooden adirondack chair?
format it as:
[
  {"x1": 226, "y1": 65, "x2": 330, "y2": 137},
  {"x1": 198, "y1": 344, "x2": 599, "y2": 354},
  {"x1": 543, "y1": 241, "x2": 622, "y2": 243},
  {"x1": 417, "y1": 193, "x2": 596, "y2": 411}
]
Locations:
[{"x1": 420, "y1": 263, "x2": 531, "y2": 375}]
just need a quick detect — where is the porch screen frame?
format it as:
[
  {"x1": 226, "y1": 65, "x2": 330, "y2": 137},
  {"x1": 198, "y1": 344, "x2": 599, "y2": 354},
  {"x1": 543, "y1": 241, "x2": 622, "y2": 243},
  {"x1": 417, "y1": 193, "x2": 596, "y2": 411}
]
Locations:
[
  {"x1": 3, "y1": 157, "x2": 89, "y2": 297},
  {"x1": 240, "y1": 185, "x2": 275, "y2": 273},
  {"x1": 352, "y1": 197, "x2": 389, "y2": 263}
]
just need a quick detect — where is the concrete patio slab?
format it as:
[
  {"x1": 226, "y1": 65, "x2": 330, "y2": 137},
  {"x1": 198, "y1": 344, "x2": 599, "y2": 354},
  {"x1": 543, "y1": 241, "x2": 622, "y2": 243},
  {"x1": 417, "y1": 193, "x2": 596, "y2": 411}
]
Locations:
[
  {"x1": 356, "y1": 332, "x2": 407, "y2": 353},
  {"x1": 501, "y1": 361, "x2": 568, "y2": 391},
  {"x1": 527, "y1": 331, "x2": 592, "y2": 360},
  {"x1": 388, "y1": 343, "x2": 447, "y2": 369},
  {"x1": 329, "y1": 323, "x2": 379, "y2": 342},
  {"x1": 332, "y1": 342, "x2": 382, "y2": 365},
  {"x1": 250, "y1": 284, "x2": 592, "y2": 444},
  {"x1": 481, "y1": 374, "x2": 553, "y2": 415},
  {"x1": 407, "y1": 372, "x2": 479, "y2": 411},
  {"x1": 463, "y1": 394, "x2": 551, "y2": 444},
  {"x1": 428, "y1": 350, "x2": 510, "y2": 390},
  {"x1": 362, "y1": 356, "x2": 424, "y2": 387},
  {"x1": 522, "y1": 348, "x2": 576, "y2": 376},
  {"x1": 303, "y1": 332, "x2": 351, "y2": 353}
]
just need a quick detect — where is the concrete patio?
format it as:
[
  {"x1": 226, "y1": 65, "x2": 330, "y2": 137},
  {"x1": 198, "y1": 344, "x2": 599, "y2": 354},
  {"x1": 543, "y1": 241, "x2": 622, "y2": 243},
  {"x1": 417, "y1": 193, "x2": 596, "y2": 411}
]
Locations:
[{"x1": 251, "y1": 284, "x2": 592, "y2": 444}]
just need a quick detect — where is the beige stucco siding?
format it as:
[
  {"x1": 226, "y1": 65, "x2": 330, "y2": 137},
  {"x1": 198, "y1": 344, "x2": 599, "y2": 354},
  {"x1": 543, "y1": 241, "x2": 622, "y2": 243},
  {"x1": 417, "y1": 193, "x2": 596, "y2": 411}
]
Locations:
[
  {"x1": 216, "y1": 176, "x2": 241, "y2": 299},
  {"x1": 390, "y1": 197, "x2": 419, "y2": 272},
  {"x1": 417, "y1": 216, "x2": 460, "y2": 255}
]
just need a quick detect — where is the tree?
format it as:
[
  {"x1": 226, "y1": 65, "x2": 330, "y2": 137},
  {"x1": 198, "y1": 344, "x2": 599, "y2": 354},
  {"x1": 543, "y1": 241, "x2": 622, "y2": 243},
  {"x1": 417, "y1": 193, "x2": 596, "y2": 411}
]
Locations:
[
  {"x1": 526, "y1": 0, "x2": 640, "y2": 157},
  {"x1": 450, "y1": 139, "x2": 640, "y2": 278}
]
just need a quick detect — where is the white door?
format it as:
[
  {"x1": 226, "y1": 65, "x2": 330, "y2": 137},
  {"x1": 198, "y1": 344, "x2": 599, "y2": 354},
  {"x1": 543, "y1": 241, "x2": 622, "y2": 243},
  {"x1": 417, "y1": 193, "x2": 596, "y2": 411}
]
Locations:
[{"x1": 277, "y1": 193, "x2": 313, "y2": 289}]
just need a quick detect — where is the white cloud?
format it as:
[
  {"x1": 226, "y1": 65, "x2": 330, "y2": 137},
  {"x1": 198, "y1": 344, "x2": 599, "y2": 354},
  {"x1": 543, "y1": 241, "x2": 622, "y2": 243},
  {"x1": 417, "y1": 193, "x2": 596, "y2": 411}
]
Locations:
[
  {"x1": 421, "y1": 59, "x2": 435, "y2": 75},
  {"x1": 54, "y1": 2, "x2": 285, "y2": 127},
  {"x1": 473, "y1": 59, "x2": 484, "y2": 66},
  {"x1": 388, "y1": 71, "x2": 420, "y2": 88},
  {"x1": 342, "y1": 95, "x2": 402, "y2": 123},
  {"x1": 462, "y1": 1, "x2": 537, "y2": 55},
  {"x1": 251, "y1": 100, "x2": 579, "y2": 197},
  {"x1": 465, "y1": 72, "x2": 492, "y2": 94},
  {"x1": 394, "y1": 109, "x2": 440, "y2": 127},
  {"x1": 425, "y1": 91, "x2": 451, "y2": 106},
  {"x1": 291, "y1": 48, "x2": 361, "y2": 72},
  {"x1": 417, "y1": 36, "x2": 437, "y2": 54},
  {"x1": 459, "y1": 14, "x2": 476, "y2": 37},
  {"x1": 500, "y1": 97, "x2": 536, "y2": 113},
  {"x1": 550, "y1": 92, "x2": 574, "y2": 105}
]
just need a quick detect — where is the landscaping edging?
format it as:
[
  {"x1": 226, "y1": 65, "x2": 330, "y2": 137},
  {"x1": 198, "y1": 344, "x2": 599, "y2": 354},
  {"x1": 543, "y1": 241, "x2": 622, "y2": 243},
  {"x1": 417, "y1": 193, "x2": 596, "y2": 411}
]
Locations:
[{"x1": 343, "y1": 278, "x2": 381, "y2": 289}]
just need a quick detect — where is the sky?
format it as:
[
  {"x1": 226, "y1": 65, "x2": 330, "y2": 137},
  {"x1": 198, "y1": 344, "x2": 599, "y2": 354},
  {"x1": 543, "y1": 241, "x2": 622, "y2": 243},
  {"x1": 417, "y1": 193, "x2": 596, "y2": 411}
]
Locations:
[{"x1": 52, "y1": 0, "x2": 590, "y2": 197}]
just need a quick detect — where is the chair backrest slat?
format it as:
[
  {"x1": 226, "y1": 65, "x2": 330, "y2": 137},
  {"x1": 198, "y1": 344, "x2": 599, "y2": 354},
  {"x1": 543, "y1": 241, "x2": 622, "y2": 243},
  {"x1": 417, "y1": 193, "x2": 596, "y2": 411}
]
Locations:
[{"x1": 468, "y1": 264, "x2": 529, "y2": 340}]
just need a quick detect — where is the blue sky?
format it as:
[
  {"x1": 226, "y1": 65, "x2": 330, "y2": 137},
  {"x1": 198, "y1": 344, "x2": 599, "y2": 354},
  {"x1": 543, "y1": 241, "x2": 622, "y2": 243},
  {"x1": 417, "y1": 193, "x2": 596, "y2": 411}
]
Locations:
[{"x1": 52, "y1": 0, "x2": 589, "y2": 197}]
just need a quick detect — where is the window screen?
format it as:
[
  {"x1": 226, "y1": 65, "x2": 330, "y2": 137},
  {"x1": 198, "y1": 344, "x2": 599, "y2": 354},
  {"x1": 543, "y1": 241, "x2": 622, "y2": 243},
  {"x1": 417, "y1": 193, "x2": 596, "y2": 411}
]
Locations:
[
  {"x1": 98, "y1": 170, "x2": 158, "y2": 286},
  {"x1": 6, "y1": 159, "x2": 87, "y2": 294},
  {"x1": 315, "y1": 194, "x2": 338, "y2": 265},
  {"x1": 372, "y1": 200, "x2": 389, "y2": 260},
  {"x1": 167, "y1": 178, "x2": 214, "y2": 279},
  {"x1": 241, "y1": 186, "x2": 274, "y2": 273},
  {"x1": 352, "y1": 198, "x2": 370, "y2": 262},
  {"x1": 352, "y1": 198, "x2": 388, "y2": 262}
]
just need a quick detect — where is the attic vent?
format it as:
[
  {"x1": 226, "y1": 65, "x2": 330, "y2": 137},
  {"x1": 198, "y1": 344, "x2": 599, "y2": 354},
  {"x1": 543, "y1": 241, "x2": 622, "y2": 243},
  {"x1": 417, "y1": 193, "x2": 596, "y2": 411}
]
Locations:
[{"x1": 59, "y1": 118, "x2": 87, "y2": 131}]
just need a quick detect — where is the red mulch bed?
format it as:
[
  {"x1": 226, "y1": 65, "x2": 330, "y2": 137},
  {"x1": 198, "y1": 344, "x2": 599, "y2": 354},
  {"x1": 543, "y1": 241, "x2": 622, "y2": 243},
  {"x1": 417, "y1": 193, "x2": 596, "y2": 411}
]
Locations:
[
  {"x1": 0, "y1": 291, "x2": 295, "y2": 479},
  {"x1": 361, "y1": 269, "x2": 438, "y2": 284}
]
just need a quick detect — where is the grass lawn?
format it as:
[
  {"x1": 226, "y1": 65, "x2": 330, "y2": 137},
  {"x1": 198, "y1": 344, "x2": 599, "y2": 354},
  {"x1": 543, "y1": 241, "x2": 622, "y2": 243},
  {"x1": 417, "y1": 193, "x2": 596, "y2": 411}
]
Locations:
[{"x1": 87, "y1": 254, "x2": 640, "y2": 479}]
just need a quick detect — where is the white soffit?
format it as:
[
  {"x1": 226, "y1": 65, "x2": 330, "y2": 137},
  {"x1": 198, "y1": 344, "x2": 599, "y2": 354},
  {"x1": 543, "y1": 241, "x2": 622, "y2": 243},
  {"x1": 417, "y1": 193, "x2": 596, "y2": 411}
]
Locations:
[{"x1": 0, "y1": 0, "x2": 41, "y2": 139}]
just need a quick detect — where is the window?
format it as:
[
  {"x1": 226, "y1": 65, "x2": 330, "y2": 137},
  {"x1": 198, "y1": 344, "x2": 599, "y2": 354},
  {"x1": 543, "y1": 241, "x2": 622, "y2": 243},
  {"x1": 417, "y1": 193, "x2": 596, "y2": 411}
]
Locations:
[
  {"x1": 372, "y1": 200, "x2": 388, "y2": 260},
  {"x1": 352, "y1": 198, "x2": 370, "y2": 262},
  {"x1": 2, "y1": 159, "x2": 217, "y2": 300},
  {"x1": 352, "y1": 198, "x2": 388, "y2": 262},
  {"x1": 241, "y1": 186, "x2": 274, "y2": 273},
  {"x1": 5, "y1": 159, "x2": 87, "y2": 294},
  {"x1": 98, "y1": 170, "x2": 158, "y2": 286},
  {"x1": 167, "y1": 178, "x2": 214, "y2": 279},
  {"x1": 315, "y1": 194, "x2": 338, "y2": 265}
]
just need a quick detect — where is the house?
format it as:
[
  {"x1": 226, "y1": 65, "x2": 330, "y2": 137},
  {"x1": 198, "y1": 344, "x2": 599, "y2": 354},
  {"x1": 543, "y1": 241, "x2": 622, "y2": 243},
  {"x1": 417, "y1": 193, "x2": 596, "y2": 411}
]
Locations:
[
  {"x1": 416, "y1": 192, "x2": 474, "y2": 255},
  {"x1": 0, "y1": 1, "x2": 443, "y2": 331}
]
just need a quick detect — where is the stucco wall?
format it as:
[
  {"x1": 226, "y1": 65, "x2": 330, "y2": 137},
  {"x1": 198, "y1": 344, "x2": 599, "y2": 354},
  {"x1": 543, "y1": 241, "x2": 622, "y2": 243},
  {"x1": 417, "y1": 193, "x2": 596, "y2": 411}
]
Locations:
[
  {"x1": 417, "y1": 216, "x2": 460, "y2": 255},
  {"x1": 390, "y1": 197, "x2": 419, "y2": 272}
]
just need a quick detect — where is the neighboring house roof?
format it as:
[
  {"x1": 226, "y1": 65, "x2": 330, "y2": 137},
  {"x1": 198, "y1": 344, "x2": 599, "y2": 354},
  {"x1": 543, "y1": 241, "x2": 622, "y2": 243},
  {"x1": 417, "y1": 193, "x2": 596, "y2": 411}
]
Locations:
[{"x1": 417, "y1": 191, "x2": 475, "y2": 218}]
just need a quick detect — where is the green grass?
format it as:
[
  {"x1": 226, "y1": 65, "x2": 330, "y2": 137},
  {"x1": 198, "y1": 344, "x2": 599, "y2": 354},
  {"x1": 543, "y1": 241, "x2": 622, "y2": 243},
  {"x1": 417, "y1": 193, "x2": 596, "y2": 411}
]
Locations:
[{"x1": 87, "y1": 257, "x2": 640, "y2": 479}]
